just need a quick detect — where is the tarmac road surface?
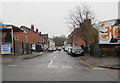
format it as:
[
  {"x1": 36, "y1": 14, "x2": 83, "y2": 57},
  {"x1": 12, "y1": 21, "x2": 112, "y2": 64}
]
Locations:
[{"x1": 2, "y1": 50, "x2": 119, "y2": 81}]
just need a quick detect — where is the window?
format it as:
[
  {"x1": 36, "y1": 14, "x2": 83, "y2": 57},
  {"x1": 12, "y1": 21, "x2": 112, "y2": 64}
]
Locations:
[{"x1": 15, "y1": 36, "x2": 18, "y2": 40}]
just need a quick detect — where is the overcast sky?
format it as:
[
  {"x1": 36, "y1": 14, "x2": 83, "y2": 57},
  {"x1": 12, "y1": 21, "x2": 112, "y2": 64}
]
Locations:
[{"x1": 1, "y1": 1, "x2": 118, "y2": 38}]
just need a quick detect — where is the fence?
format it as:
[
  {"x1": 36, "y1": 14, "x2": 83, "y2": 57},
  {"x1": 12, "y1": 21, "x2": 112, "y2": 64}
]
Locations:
[
  {"x1": 1, "y1": 42, "x2": 32, "y2": 55},
  {"x1": 14, "y1": 42, "x2": 32, "y2": 55},
  {"x1": 1, "y1": 42, "x2": 43, "y2": 55}
]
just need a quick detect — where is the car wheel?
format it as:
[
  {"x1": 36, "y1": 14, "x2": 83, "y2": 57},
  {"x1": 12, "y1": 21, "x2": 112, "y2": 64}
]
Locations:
[
  {"x1": 80, "y1": 52, "x2": 84, "y2": 56},
  {"x1": 67, "y1": 52, "x2": 70, "y2": 55}
]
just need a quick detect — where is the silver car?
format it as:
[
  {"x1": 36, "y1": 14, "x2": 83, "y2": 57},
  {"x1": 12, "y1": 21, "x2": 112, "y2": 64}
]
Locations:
[
  {"x1": 67, "y1": 47, "x2": 72, "y2": 55},
  {"x1": 48, "y1": 48, "x2": 53, "y2": 52},
  {"x1": 71, "y1": 46, "x2": 84, "y2": 56}
]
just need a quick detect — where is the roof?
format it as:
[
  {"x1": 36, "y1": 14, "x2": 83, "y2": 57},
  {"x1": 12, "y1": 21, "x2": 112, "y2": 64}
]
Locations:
[
  {"x1": 48, "y1": 38, "x2": 54, "y2": 42},
  {"x1": 20, "y1": 26, "x2": 38, "y2": 34},
  {"x1": 68, "y1": 28, "x2": 79, "y2": 38},
  {"x1": 42, "y1": 34, "x2": 48, "y2": 39}
]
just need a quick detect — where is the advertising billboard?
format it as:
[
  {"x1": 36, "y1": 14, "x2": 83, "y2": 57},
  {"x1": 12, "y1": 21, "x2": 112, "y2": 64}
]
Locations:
[{"x1": 99, "y1": 19, "x2": 120, "y2": 44}]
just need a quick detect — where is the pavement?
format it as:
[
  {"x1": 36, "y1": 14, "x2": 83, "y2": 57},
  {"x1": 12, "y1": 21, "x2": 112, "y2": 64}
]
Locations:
[
  {"x1": 79, "y1": 55, "x2": 120, "y2": 70},
  {"x1": 1, "y1": 52, "x2": 43, "y2": 63}
]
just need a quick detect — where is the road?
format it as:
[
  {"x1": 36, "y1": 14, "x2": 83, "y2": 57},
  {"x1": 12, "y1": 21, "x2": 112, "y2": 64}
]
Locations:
[{"x1": 2, "y1": 50, "x2": 119, "y2": 81}]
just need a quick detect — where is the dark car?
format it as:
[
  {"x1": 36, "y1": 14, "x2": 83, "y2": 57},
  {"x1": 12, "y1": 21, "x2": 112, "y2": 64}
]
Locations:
[{"x1": 70, "y1": 46, "x2": 84, "y2": 56}]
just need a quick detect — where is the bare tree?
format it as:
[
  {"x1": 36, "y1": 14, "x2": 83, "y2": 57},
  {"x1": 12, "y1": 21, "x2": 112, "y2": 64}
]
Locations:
[
  {"x1": 66, "y1": 4, "x2": 95, "y2": 29},
  {"x1": 78, "y1": 19, "x2": 98, "y2": 45},
  {"x1": 66, "y1": 3, "x2": 98, "y2": 47}
]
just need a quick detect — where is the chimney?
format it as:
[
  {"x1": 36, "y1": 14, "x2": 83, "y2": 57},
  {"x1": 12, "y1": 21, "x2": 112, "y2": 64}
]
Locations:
[
  {"x1": 31, "y1": 24, "x2": 34, "y2": 31},
  {"x1": 36, "y1": 28, "x2": 38, "y2": 33},
  {"x1": 39, "y1": 32, "x2": 41, "y2": 36}
]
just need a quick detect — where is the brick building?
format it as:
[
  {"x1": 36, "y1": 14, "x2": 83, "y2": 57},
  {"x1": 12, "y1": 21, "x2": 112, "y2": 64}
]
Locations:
[
  {"x1": 2, "y1": 25, "x2": 24, "y2": 43},
  {"x1": 2, "y1": 24, "x2": 48, "y2": 46},
  {"x1": 41, "y1": 34, "x2": 48, "y2": 44},
  {"x1": 15, "y1": 25, "x2": 43, "y2": 44},
  {"x1": 1, "y1": 24, "x2": 49, "y2": 55},
  {"x1": 66, "y1": 28, "x2": 86, "y2": 47},
  {"x1": 8, "y1": 25, "x2": 47, "y2": 45},
  {"x1": 41, "y1": 34, "x2": 49, "y2": 50}
]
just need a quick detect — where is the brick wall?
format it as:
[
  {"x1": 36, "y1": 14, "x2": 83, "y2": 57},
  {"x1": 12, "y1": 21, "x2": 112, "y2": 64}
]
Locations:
[
  {"x1": 13, "y1": 26, "x2": 43, "y2": 44},
  {"x1": 14, "y1": 32, "x2": 26, "y2": 43},
  {"x1": 67, "y1": 33, "x2": 86, "y2": 47},
  {"x1": 73, "y1": 34, "x2": 86, "y2": 46},
  {"x1": 2, "y1": 26, "x2": 44, "y2": 44}
]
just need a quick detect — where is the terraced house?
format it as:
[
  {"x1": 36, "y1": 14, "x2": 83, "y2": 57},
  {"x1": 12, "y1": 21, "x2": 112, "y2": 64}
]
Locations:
[
  {"x1": 1, "y1": 24, "x2": 49, "y2": 55},
  {"x1": 66, "y1": 28, "x2": 86, "y2": 47}
]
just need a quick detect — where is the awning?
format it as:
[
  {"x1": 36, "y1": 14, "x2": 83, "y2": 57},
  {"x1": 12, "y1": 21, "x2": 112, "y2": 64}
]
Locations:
[
  {"x1": 0, "y1": 24, "x2": 12, "y2": 29},
  {"x1": 0, "y1": 24, "x2": 24, "y2": 32}
]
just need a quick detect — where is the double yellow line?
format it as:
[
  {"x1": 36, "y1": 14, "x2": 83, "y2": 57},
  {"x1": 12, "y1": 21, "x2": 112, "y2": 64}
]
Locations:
[{"x1": 80, "y1": 59, "x2": 119, "y2": 71}]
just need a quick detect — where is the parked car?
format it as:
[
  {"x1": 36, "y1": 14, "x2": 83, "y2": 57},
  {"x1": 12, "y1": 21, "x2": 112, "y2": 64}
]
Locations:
[
  {"x1": 53, "y1": 47, "x2": 57, "y2": 51},
  {"x1": 48, "y1": 48, "x2": 53, "y2": 52},
  {"x1": 67, "y1": 46, "x2": 72, "y2": 55},
  {"x1": 57, "y1": 47, "x2": 62, "y2": 51},
  {"x1": 65, "y1": 46, "x2": 71, "y2": 52},
  {"x1": 62, "y1": 46, "x2": 65, "y2": 50},
  {"x1": 70, "y1": 46, "x2": 84, "y2": 56}
]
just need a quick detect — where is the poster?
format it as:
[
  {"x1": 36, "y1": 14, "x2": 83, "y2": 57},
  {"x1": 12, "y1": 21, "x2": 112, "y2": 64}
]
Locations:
[{"x1": 1, "y1": 44, "x2": 11, "y2": 54}]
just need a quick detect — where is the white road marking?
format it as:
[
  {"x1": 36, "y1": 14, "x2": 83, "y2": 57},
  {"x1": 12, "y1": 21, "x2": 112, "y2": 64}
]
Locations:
[
  {"x1": 49, "y1": 65, "x2": 58, "y2": 68},
  {"x1": 53, "y1": 56, "x2": 56, "y2": 59},
  {"x1": 62, "y1": 66, "x2": 72, "y2": 68},
  {"x1": 84, "y1": 68, "x2": 89, "y2": 69},
  {"x1": 8, "y1": 65, "x2": 17, "y2": 67},
  {"x1": 48, "y1": 55, "x2": 57, "y2": 68},
  {"x1": 48, "y1": 60, "x2": 54, "y2": 68}
]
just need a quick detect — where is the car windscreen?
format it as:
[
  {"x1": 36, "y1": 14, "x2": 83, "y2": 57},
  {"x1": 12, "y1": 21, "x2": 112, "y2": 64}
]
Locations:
[{"x1": 72, "y1": 47, "x2": 82, "y2": 50}]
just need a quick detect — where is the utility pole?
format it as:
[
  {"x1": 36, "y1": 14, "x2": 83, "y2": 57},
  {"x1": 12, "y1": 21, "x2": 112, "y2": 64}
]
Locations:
[{"x1": 11, "y1": 28, "x2": 14, "y2": 55}]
